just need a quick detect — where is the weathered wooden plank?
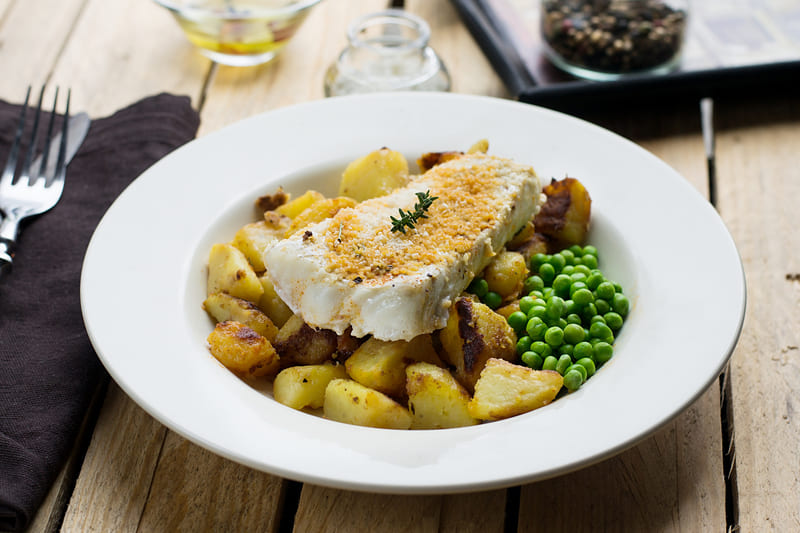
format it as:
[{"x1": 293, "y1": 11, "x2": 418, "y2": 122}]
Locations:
[
  {"x1": 136, "y1": 432, "x2": 286, "y2": 532},
  {"x1": 61, "y1": 383, "x2": 167, "y2": 532},
  {"x1": 715, "y1": 97, "x2": 800, "y2": 531}
]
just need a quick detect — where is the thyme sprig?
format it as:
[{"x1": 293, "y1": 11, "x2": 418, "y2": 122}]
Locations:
[{"x1": 390, "y1": 190, "x2": 438, "y2": 234}]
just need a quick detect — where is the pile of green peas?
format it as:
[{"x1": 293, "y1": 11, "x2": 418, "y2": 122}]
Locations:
[{"x1": 475, "y1": 244, "x2": 629, "y2": 392}]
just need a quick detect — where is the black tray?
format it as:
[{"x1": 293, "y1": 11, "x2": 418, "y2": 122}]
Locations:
[{"x1": 451, "y1": 0, "x2": 800, "y2": 114}]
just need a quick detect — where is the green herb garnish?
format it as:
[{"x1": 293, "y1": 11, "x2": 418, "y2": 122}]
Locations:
[{"x1": 390, "y1": 190, "x2": 438, "y2": 234}]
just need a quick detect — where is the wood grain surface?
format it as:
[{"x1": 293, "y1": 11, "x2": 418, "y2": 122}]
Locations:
[{"x1": 0, "y1": 0, "x2": 796, "y2": 531}]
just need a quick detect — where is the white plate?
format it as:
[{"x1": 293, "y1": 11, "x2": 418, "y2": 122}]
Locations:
[{"x1": 81, "y1": 93, "x2": 745, "y2": 494}]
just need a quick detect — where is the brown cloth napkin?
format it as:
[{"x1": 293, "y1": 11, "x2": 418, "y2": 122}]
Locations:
[{"x1": 0, "y1": 93, "x2": 200, "y2": 531}]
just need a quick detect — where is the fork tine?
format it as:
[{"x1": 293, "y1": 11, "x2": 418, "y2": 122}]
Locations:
[
  {"x1": 20, "y1": 86, "x2": 47, "y2": 186},
  {"x1": 37, "y1": 86, "x2": 59, "y2": 182},
  {"x1": 50, "y1": 88, "x2": 71, "y2": 187},
  {"x1": 0, "y1": 86, "x2": 31, "y2": 188}
]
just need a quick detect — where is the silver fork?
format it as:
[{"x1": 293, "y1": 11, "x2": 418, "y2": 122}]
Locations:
[{"x1": 0, "y1": 86, "x2": 71, "y2": 278}]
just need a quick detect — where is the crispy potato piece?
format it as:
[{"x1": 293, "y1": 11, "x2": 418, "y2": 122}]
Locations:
[
  {"x1": 255, "y1": 187, "x2": 288, "y2": 212},
  {"x1": 439, "y1": 297, "x2": 517, "y2": 393},
  {"x1": 345, "y1": 335, "x2": 442, "y2": 399},
  {"x1": 483, "y1": 250, "x2": 527, "y2": 301},
  {"x1": 495, "y1": 300, "x2": 521, "y2": 320},
  {"x1": 285, "y1": 196, "x2": 357, "y2": 237},
  {"x1": 276, "y1": 190, "x2": 325, "y2": 219},
  {"x1": 257, "y1": 273, "x2": 293, "y2": 328},
  {"x1": 207, "y1": 321, "x2": 279, "y2": 378},
  {"x1": 466, "y1": 138, "x2": 489, "y2": 154},
  {"x1": 232, "y1": 220, "x2": 285, "y2": 272},
  {"x1": 273, "y1": 314, "x2": 337, "y2": 366},
  {"x1": 207, "y1": 243, "x2": 264, "y2": 302},
  {"x1": 510, "y1": 232, "x2": 550, "y2": 262},
  {"x1": 339, "y1": 148, "x2": 410, "y2": 201},
  {"x1": 273, "y1": 363, "x2": 348, "y2": 410},
  {"x1": 323, "y1": 379, "x2": 412, "y2": 429},
  {"x1": 533, "y1": 177, "x2": 592, "y2": 247},
  {"x1": 406, "y1": 362, "x2": 479, "y2": 429},
  {"x1": 203, "y1": 292, "x2": 279, "y2": 341},
  {"x1": 468, "y1": 358, "x2": 563, "y2": 421},
  {"x1": 416, "y1": 151, "x2": 462, "y2": 173},
  {"x1": 507, "y1": 221, "x2": 536, "y2": 249}
]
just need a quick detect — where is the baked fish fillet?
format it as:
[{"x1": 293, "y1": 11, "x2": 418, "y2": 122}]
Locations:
[{"x1": 263, "y1": 153, "x2": 543, "y2": 341}]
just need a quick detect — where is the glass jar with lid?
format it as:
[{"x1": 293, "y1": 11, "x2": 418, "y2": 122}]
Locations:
[
  {"x1": 540, "y1": 0, "x2": 689, "y2": 80},
  {"x1": 324, "y1": 9, "x2": 451, "y2": 96}
]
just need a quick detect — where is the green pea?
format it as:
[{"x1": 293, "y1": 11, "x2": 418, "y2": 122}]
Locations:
[
  {"x1": 612, "y1": 293, "x2": 630, "y2": 317},
  {"x1": 594, "y1": 342, "x2": 614, "y2": 364},
  {"x1": 604, "y1": 311, "x2": 624, "y2": 331},
  {"x1": 566, "y1": 313, "x2": 582, "y2": 325},
  {"x1": 549, "y1": 253, "x2": 566, "y2": 272},
  {"x1": 468, "y1": 278, "x2": 489, "y2": 298},
  {"x1": 542, "y1": 355, "x2": 558, "y2": 371},
  {"x1": 580, "y1": 302, "x2": 598, "y2": 321},
  {"x1": 589, "y1": 321, "x2": 614, "y2": 342},
  {"x1": 594, "y1": 298, "x2": 611, "y2": 315},
  {"x1": 581, "y1": 254, "x2": 598, "y2": 269},
  {"x1": 564, "y1": 299, "x2": 579, "y2": 315},
  {"x1": 563, "y1": 369, "x2": 584, "y2": 391},
  {"x1": 507, "y1": 311, "x2": 528, "y2": 332},
  {"x1": 572, "y1": 288, "x2": 594, "y2": 307},
  {"x1": 582, "y1": 245, "x2": 598, "y2": 257},
  {"x1": 519, "y1": 296, "x2": 537, "y2": 315},
  {"x1": 542, "y1": 287, "x2": 554, "y2": 299},
  {"x1": 576, "y1": 357, "x2": 596, "y2": 377},
  {"x1": 569, "y1": 281, "x2": 588, "y2": 296},
  {"x1": 553, "y1": 274, "x2": 572, "y2": 297},
  {"x1": 556, "y1": 317, "x2": 568, "y2": 329},
  {"x1": 526, "y1": 317, "x2": 547, "y2": 340},
  {"x1": 573, "y1": 341, "x2": 594, "y2": 360},
  {"x1": 590, "y1": 314, "x2": 607, "y2": 325},
  {"x1": 556, "y1": 353, "x2": 572, "y2": 375},
  {"x1": 566, "y1": 363, "x2": 588, "y2": 381},
  {"x1": 530, "y1": 290, "x2": 544, "y2": 300},
  {"x1": 516, "y1": 335, "x2": 532, "y2": 355},
  {"x1": 568, "y1": 244, "x2": 583, "y2": 256},
  {"x1": 570, "y1": 272, "x2": 587, "y2": 284},
  {"x1": 545, "y1": 296, "x2": 565, "y2": 320},
  {"x1": 613, "y1": 282, "x2": 624, "y2": 293},
  {"x1": 484, "y1": 291, "x2": 502, "y2": 309},
  {"x1": 560, "y1": 249, "x2": 575, "y2": 265},
  {"x1": 523, "y1": 275, "x2": 544, "y2": 294},
  {"x1": 587, "y1": 272, "x2": 605, "y2": 290},
  {"x1": 596, "y1": 281, "x2": 615, "y2": 300},
  {"x1": 563, "y1": 323, "x2": 586, "y2": 344},
  {"x1": 561, "y1": 265, "x2": 575, "y2": 275},
  {"x1": 544, "y1": 326, "x2": 564, "y2": 346},
  {"x1": 559, "y1": 343, "x2": 574, "y2": 356},
  {"x1": 574, "y1": 265, "x2": 592, "y2": 277},
  {"x1": 521, "y1": 351, "x2": 543, "y2": 370},
  {"x1": 530, "y1": 253, "x2": 548, "y2": 271},
  {"x1": 527, "y1": 305, "x2": 548, "y2": 321},
  {"x1": 530, "y1": 341, "x2": 552, "y2": 356},
  {"x1": 538, "y1": 263, "x2": 556, "y2": 283}
]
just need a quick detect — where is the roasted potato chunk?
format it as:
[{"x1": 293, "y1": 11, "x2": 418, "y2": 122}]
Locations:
[
  {"x1": 439, "y1": 297, "x2": 517, "y2": 393},
  {"x1": 483, "y1": 250, "x2": 527, "y2": 300},
  {"x1": 275, "y1": 190, "x2": 325, "y2": 219},
  {"x1": 207, "y1": 243, "x2": 264, "y2": 303},
  {"x1": 466, "y1": 138, "x2": 489, "y2": 154},
  {"x1": 406, "y1": 362, "x2": 479, "y2": 429},
  {"x1": 533, "y1": 177, "x2": 591, "y2": 247},
  {"x1": 207, "y1": 321, "x2": 279, "y2": 378},
  {"x1": 273, "y1": 315, "x2": 337, "y2": 366},
  {"x1": 468, "y1": 358, "x2": 563, "y2": 421},
  {"x1": 416, "y1": 151, "x2": 462, "y2": 173},
  {"x1": 255, "y1": 187, "x2": 288, "y2": 212},
  {"x1": 285, "y1": 196, "x2": 357, "y2": 237},
  {"x1": 273, "y1": 363, "x2": 348, "y2": 410},
  {"x1": 509, "y1": 232, "x2": 550, "y2": 262},
  {"x1": 345, "y1": 335, "x2": 443, "y2": 399},
  {"x1": 232, "y1": 220, "x2": 286, "y2": 272},
  {"x1": 257, "y1": 273, "x2": 293, "y2": 328},
  {"x1": 323, "y1": 379, "x2": 412, "y2": 429},
  {"x1": 203, "y1": 292, "x2": 279, "y2": 341},
  {"x1": 339, "y1": 148, "x2": 410, "y2": 201}
]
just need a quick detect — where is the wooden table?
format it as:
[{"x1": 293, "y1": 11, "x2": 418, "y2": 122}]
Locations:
[{"x1": 2, "y1": 0, "x2": 798, "y2": 531}]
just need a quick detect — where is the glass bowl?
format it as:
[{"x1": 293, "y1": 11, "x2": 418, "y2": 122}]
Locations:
[{"x1": 154, "y1": 0, "x2": 322, "y2": 66}]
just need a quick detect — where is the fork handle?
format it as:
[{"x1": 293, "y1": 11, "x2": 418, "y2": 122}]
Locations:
[{"x1": 0, "y1": 215, "x2": 20, "y2": 279}]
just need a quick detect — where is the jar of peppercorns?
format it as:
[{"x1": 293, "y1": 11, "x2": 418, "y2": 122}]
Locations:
[{"x1": 540, "y1": 0, "x2": 689, "y2": 80}]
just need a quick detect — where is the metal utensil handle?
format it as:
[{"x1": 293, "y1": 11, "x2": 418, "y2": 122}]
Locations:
[{"x1": 0, "y1": 214, "x2": 20, "y2": 279}]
